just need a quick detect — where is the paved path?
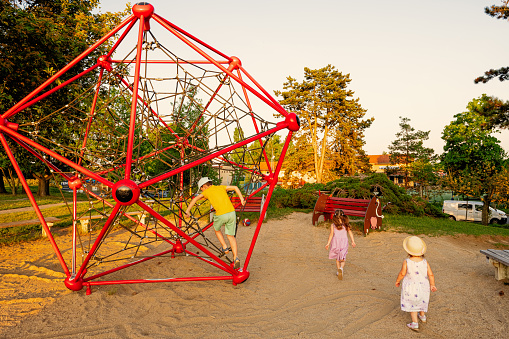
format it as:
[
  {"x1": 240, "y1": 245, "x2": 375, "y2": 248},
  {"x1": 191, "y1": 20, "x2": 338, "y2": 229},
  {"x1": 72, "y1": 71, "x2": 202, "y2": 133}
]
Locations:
[{"x1": 0, "y1": 201, "x2": 89, "y2": 215}]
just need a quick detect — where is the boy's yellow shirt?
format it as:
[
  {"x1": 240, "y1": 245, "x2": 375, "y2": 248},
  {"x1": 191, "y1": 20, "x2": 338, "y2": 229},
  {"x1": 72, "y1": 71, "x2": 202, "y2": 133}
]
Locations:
[{"x1": 202, "y1": 185, "x2": 234, "y2": 216}]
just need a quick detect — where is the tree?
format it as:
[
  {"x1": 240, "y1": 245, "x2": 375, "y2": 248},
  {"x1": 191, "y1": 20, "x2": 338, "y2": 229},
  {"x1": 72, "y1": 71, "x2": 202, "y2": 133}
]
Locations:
[
  {"x1": 388, "y1": 117, "x2": 435, "y2": 190},
  {"x1": 0, "y1": 0, "x2": 128, "y2": 195},
  {"x1": 441, "y1": 96, "x2": 508, "y2": 225},
  {"x1": 473, "y1": 1, "x2": 509, "y2": 129},
  {"x1": 469, "y1": 94, "x2": 509, "y2": 130},
  {"x1": 275, "y1": 65, "x2": 373, "y2": 183}
]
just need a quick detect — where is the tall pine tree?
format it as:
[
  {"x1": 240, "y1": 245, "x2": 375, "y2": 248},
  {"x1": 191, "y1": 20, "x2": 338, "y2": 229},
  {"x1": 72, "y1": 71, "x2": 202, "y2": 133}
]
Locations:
[{"x1": 388, "y1": 117, "x2": 435, "y2": 189}]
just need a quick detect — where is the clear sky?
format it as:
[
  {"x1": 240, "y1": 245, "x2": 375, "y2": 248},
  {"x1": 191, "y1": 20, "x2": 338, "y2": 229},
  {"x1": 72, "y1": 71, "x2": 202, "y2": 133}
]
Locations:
[{"x1": 98, "y1": 0, "x2": 509, "y2": 156}]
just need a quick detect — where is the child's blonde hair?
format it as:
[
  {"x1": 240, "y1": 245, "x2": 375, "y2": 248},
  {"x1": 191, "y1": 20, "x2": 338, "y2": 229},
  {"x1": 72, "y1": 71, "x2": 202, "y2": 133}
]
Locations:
[{"x1": 332, "y1": 209, "x2": 351, "y2": 230}]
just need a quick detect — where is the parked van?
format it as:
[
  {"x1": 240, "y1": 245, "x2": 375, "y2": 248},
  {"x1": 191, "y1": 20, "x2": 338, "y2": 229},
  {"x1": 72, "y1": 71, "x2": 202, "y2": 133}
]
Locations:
[{"x1": 442, "y1": 200, "x2": 507, "y2": 224}]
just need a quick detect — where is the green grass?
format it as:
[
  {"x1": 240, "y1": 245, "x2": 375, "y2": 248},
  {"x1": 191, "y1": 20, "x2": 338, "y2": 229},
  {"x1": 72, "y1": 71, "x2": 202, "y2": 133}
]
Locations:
[{"x1": 384, "y1": 214, "x2": 509, "y2": 237}]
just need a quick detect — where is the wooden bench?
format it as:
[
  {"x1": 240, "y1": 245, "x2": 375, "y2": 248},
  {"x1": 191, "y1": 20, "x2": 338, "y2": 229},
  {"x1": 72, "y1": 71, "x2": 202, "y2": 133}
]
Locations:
[
  {"x1": 312, "y1": 194, "x2": 384, "y2": 235},
  {"x1": 480, "y1": 249, "x2": 509, "y2": 280},
  {"x1": 0, "y1": 217, "x2": 61, "y2": 237},
  {"x1": 77, "y1": 211, "x2": 148, "y2": 233},
  {"x1": 231, "y1": 194, "x2": 266, "y2": 216},
  {"x1": 209, "y1": 195, "x2": 266, "y2": 223}
]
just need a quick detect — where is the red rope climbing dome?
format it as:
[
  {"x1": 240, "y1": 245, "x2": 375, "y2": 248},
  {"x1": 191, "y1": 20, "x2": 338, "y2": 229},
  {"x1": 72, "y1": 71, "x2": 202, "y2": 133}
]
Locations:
[{"x1": 0, "y1": 3, "x2": 298, "y2": 292}]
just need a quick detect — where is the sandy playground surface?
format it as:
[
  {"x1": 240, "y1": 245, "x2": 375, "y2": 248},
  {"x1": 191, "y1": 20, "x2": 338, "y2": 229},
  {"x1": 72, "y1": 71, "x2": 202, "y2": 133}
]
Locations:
[{"x1": 0, "y1": 212, "x2": 508, "y2": 338}]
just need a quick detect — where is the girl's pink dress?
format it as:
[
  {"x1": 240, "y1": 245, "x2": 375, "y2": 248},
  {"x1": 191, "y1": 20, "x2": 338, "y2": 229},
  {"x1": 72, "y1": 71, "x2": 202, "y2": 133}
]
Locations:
[{"x1": 328, "y1": 224, "x2": 349, "y2": 261}]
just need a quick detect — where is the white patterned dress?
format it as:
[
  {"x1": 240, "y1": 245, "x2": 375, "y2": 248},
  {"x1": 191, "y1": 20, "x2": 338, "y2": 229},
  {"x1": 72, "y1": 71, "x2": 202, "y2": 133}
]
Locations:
[{"x1": 400, "y1": 258, "x2": 430, "y2": 312}]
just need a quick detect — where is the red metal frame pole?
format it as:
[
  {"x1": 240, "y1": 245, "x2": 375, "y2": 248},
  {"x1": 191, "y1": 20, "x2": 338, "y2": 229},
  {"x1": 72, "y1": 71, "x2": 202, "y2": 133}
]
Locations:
[
  {"x1": 152, "y1": 14, "x2": 288, "y2": 117},
  {"x1": 0, "y1": 126, "x2": 113, "y2": 188},
  {"x1": 243, "y1": 130, "x2": 294, "y2": 270},
  {"x1": 74, "y1": 204, "x2": 122, "y2": 280},
  {"x1": 0, "y1": 133, "x2": 70, "y2": 276},
  {"x1": 2, "y1": 14, "x2": 136, "y2": 120},
  {"x1": 116, "y1": 75, "x2": 182, "y2": 141},
  {"x1": 137, "y1": 200, "x2": 234, "y2": 273},
  {"x1": 140, "y1": 123, "x2": 289, "y2": 188},
  {"x1": 78, "y1": 68, "x2": 105, "y2": 167},
  {"x1": 235, "y1": 68, "x2": 273, "y2": 175},
  {"x1": 7, "y1": 65, "x2": 100, "y2": 118},
  {"x1": 83, "y1": 248, "x2": 176, "y2": 282},
  {"x1": 88, "y1": 275, "x2": 233, "y2": 286},
  {"x1": 124, "y1": 16, "x2": 145, "y2": 180},
  {"x1": 111, "y1": 60, "x2": 230, "y2": 65},
  {"x1": 13, "y1": 137, "x2": 72, "y2": 181},
  {"x1": 71, "y1": 188, "x2": 78, "y2": 275},
  {"x1": 152, "y1": 15, "x2": 230, "y2": 60},
  {"x1": 105, "y1": 19, "x2": 138, "y2": 59},
  {"x1": 239, "y1": 65, "x2": 288, "y2": 111}
]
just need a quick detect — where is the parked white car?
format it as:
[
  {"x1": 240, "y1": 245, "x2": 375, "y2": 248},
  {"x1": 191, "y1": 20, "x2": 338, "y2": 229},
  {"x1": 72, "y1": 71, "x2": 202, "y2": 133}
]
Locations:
[{"x1": 442, "y1": 200, "x2": 507, "y2": 224}]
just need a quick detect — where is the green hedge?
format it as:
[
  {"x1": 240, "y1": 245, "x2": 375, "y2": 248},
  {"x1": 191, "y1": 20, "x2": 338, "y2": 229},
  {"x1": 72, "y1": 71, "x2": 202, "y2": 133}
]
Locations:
[{"x1": 268, "y1": 173, "x2": 445, "y2": 218}]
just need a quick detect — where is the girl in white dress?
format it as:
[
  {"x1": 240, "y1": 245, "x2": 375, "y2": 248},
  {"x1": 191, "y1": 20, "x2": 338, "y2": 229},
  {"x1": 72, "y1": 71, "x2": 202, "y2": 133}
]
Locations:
[{"x1": 395, "y1": 236, "x2": 437, "y2": 331}]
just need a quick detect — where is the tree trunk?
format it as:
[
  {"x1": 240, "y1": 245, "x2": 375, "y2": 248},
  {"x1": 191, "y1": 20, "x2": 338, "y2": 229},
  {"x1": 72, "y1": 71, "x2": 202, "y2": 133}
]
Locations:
[
  {"x1": 318, "y1": 125, "x2": 329, "y2": 184},
  {"x1": 481, "y1": 187, "x2": 495, "y2": 226},
  {"x1": 0, "y1": 171, "x2": 6, "y2": 194},
  {"x1": 35, "y1": 173, "x2": 51, "y2": 197},
  {"x1": 3, "y1": 168, "x2": 18, "y2": 195}
]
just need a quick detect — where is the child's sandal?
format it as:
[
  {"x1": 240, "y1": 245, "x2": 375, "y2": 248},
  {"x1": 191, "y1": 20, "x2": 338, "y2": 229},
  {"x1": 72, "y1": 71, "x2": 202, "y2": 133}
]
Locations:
[
  {"x1": 219, "y1": 247, "x2": 231, "y2": 256},
  {"x1": 234, "y1": 257, "x2": 241, "y2": 269}
]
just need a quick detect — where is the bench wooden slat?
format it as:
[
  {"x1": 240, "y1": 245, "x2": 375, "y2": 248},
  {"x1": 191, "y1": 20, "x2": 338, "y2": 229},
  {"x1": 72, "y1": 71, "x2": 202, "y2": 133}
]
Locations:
[
  {"x1": 326, "y1": 197, "x2": 371, "y2": 203},
  {"x1": 481, "y1": 249, "x2": 509, "y2": 266},
  {"x1": 0, "y1": 217, "x2": 61, "y2": 229},
  {"x1": 324, "y1": 205, "x2": 368, "y2": 212},
  {"x1": 231, "y1": 197, "x2": 264, "y2": 213},
  {"x1": 210, "y1": 195, "x2": 266, "y2": 223}
]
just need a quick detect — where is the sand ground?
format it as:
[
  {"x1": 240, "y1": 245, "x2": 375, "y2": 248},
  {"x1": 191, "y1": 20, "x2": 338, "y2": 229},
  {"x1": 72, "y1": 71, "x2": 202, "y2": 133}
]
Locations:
[{"x1": 0, "y1": 212, "x2": 508, "y2": 338}]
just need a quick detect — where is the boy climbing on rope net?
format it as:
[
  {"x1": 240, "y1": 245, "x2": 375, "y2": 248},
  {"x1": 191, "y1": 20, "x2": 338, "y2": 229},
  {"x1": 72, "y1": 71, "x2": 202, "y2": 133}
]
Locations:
[{"x1": 185, "y1": 177, "x2": 246, "y2": 269}]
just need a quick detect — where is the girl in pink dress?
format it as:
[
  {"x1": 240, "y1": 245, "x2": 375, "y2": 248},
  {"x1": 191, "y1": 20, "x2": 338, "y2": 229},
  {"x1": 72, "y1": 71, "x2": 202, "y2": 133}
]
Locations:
[
  {"x1": 395, "y1": 236, "x2": 437, "y2": 331},
  {"x1": 325, "y1": 209, "x2": 356, "y2": 280}
]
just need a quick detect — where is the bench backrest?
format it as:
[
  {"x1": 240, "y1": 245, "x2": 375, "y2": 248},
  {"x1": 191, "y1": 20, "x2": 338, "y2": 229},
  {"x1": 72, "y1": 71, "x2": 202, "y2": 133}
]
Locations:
[
  {"x1": 231, "y1": 196, "x2": 264, "y2": 212},
  {"x1": 314, "y1": 194, "x2": 369, "y2": 214},
  {"x1": 325, "y1": 197, "x2": 369, "y2": 212}
]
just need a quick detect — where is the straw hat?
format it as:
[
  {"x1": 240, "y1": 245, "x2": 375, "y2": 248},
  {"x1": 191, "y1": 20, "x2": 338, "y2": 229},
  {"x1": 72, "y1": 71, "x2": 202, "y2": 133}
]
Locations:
[{"x1": 403, "y1": 236, "x2": 427, "y2": 256}]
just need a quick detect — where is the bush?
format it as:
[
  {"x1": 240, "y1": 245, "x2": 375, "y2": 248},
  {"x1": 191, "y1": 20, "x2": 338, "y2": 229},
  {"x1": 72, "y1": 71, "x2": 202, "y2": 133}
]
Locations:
[{"x1": 268, "y1": 173, "x2": 444, "y2": 217}]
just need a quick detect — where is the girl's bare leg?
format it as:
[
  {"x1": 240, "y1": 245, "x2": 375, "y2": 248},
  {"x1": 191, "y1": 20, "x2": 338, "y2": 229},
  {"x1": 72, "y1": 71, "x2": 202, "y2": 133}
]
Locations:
[{"x1": 410, "y1": 312, "x2": 418, "y2": 323}]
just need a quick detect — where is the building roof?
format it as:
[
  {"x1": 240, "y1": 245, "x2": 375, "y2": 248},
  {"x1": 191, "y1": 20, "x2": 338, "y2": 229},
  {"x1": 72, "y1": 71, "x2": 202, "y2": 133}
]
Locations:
[{"x1": 368, "y1": 154, "x2": 390, "y2": 165}]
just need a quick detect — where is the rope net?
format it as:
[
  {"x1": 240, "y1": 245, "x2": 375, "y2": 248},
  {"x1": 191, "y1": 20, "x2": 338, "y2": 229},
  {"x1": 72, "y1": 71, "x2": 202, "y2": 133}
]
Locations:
[{"x1": 1, "y1": 3, "x2": 293, "y2": 288}]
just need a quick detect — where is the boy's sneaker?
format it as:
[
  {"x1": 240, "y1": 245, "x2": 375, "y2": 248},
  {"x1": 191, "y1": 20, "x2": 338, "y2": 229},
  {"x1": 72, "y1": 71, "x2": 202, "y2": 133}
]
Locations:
[
  {"x1": 418, "y1": 314, "x2": 427, "y2": 323},
  {"x1": 407, "y1": 322, "x2": 419, "y2": 331}
]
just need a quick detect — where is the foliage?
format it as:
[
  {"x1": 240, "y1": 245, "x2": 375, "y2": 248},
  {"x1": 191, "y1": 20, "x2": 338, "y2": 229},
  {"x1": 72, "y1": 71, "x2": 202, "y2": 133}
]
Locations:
[
  {"x1": 387, "y1": 117, "x2": 436, "y2": 190},
  {"x1": 269, "y1": 173, "x2": 444, "y2": 217},
  {"x1": 275, "y1": 65, "x2": 373, "y2": 183},
  {"x1": 441, "y1": 96, "x2": 508, "y2": 225},
  {"x1": 473, "y1": 2, "x2": 509, "y2": 129},
  {"x1": 0, "y1": 0, "x2": 129, "y2": 196},
  {"x1": 469, "y1": 94, "x2": 509, "y2": 131},
  {"x1": 475, "y1": 1, "x2": 509, "y2": 84}
]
